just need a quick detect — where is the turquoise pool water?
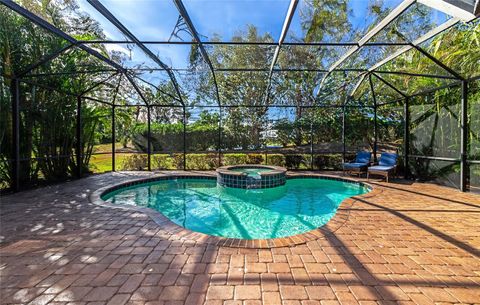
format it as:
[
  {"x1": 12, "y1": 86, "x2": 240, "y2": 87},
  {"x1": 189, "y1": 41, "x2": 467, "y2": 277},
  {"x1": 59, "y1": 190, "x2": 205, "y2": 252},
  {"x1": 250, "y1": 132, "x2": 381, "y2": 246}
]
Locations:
[
  {"x1": 230, "y1": 167, "x2": 272, "y2": 178},
  {"x1": 102, "y1": 178, "x2": 368, "y2": 239}
]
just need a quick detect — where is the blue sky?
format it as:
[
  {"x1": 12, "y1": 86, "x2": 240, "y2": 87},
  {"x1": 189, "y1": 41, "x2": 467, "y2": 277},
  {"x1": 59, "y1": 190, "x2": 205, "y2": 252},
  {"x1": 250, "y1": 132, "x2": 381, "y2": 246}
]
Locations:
[
  {"x1": 67, "y1": 0, "x2": 455, "y2": 111},
  {"x1": 75, "y1": 0, "x2": 452, "y2": 83}
]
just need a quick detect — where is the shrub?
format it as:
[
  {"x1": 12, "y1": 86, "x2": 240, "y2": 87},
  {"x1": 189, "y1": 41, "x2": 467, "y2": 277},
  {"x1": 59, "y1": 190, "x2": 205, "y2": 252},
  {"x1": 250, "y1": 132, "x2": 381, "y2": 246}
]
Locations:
[
  {"x1": 328, "y1": 155, "x2": 343, "y2": 170},
  {"x1": 285, "y1": 154, "x2": 305, "y2": 169},
  {"x1": 246, "y1": 154, "x2": 264, "y2": 164},
  {"x1": 223, "y1": 153, "x2": 248, "y2": 165},
  {"x1": 266, "y1": 154, "x2": 285, "y2": 166},
  {"x1": 186, "y1": 154, "x2": 218, "y2": 170},
  {"x1": 313, "y1": 154, "x2": 343, "y2": 170},
  {"x1": 120, "y1": 153, "x2": 345, "y2": 172},
  {"x1": 122, "y1": 154, "x2": 147, "y2": 170},
  {"x1": 173, "y1": 153, "x2": 185, "y2": 169},
  {"x1": 152, "y1": 154, "x2": 175, "y2": 170}
]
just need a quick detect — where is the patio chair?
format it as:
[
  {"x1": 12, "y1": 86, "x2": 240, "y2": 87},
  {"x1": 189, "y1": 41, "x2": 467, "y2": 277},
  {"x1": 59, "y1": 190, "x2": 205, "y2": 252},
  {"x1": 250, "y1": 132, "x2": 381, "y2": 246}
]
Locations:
[
  {"x1": 367, "y1": 152, "x2": 398, "y2": 182},
  {"x1": 342, "y1": 151, "x2": 371, "y2": 176}
]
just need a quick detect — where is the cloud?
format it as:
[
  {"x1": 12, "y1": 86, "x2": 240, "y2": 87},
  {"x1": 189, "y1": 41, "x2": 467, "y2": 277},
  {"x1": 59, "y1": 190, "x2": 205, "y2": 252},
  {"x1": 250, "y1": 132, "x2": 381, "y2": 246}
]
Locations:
[{"x1": 104, "y1": 43, "x2": 130, "y2": 55}]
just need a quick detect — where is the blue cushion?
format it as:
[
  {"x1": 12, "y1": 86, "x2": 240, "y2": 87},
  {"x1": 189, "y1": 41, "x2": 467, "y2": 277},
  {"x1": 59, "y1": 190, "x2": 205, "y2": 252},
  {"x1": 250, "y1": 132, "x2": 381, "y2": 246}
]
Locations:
[
  {"x1": 343, "y1": 162, "x2": 368, "y2": 169},
  {"x1": 356, "y1": 151, "x2": 371, "y2": 164},
  {"x1": 368, "y1": 165, "x2": 395, "y2": 171},
  {"x1": 379, "y1": 152, "x2": 398, "y2": 166}
]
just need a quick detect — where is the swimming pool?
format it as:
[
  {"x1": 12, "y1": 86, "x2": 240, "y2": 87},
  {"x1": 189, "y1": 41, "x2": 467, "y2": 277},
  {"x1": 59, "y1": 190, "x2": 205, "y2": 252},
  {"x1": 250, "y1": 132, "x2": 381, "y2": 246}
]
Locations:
[{"x1": 101, "y1": 177, "x2": 368, "y2": 239}]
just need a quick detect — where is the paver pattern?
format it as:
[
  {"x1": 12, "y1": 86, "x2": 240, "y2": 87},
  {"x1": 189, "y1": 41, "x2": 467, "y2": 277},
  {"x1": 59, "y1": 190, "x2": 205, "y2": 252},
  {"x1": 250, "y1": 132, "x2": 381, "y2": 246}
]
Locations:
[{"x1": 1, "y1": 171, "x2": 479, "y2": 305}]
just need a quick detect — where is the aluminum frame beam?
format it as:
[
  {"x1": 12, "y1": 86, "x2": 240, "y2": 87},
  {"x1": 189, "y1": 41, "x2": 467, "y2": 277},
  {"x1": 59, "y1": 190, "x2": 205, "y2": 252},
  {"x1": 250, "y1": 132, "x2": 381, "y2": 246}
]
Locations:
[
  {"x1": 460, "y1": 81, "x2": 468, "y2": 191},
  {"x1": 16, "y1": 43, "x2": 74, "y2": 78},
  {"x1": 374, "y1": 70, "x2": 458, "y2": 80},
  {"x1": 371, "y1": 72, "x2": 408, "y2": 98},
  {"x1": 3, "y1": 0, "x2": 468, "y2": 107},
  {"x1": 368, "y1": 74, "x2": 378, "y2": 162},
  {"x1": 337, "y1": 6, "x2": 463, "y2": 103},
  {"x1": 327, "y1": 0, "x2": 415, "y2": 74},
  {"x1": 110, "y1": 75, "x2": 122, "y2": 172},
  {"x1": 263, "y1": 0, "x2": 299, "y2": 104},
  {"x1": 349, "y1": 73, "x2": 368, "y2": 97},
  {"x1": 134, "y1": 76, "x2": 181, "y2": 102},
  {"x1": 172, "y1": 0, "x2": 221, "y2": 107},
  {"x1": 19, "y1": 78, "x2": 77, "y2": 97},
  {"x1": 1, "y1": 0, "x2": 152, "y2": 106},
  {"x1": 18, "y1": 67, "x2": 457, "y2": 79},
  {"x1": 82, "y1": 96, "x2": 113, "y2": 106},
  {"x1": 0, "y1": 1, "x2": 122, "y2": 70},
  {"x1": 412, "y1": 44, "x2": 465, "y2": 80},
  {"x1": 86, "y1": 0, "x2": 185, "y2": 106},
  {"x1": 79, "y1": 40, "x2": 412, "y2": 47},
  {"x1": 319, "y1": 0, "x2": 465, "y2": 96},
  {"x1": 123, "y1": 71, "x2": 150, "y2": 105},
  {"x1": 21, "y1": 69, "x2": 119, "y2": 77},
  {"x1": 79, "y1": 72, "x2": 120, "y2": 96},
  {"x1": 368, "y1": 18, "x2": 460, "y2": 71},
  {"x1": 418, "y1": 0, "x2": 478, "y2": 21},
  {"x1": 11, "y1": 79, "x2": 20, "y2": 191},
  {"x1": 76, "y1": 96, "x2": 82, "y2": 178},
  {"x1": 404, "y1": 97, "x2": 410, "y2": 179}
]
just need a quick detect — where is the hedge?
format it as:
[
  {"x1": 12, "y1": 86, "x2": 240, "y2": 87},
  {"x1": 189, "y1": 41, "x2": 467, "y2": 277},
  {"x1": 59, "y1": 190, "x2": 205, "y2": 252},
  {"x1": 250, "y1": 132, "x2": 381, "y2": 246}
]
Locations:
[{"x1": 119, "y1": 153, "x2": 344, "y2": 170}]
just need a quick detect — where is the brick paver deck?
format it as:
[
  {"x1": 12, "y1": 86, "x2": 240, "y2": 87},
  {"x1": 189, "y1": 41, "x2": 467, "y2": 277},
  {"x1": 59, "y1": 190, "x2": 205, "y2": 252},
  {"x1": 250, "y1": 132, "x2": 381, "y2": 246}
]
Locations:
[{"x1": 1, "y1": 171, "x2": 479, "y2": 305}]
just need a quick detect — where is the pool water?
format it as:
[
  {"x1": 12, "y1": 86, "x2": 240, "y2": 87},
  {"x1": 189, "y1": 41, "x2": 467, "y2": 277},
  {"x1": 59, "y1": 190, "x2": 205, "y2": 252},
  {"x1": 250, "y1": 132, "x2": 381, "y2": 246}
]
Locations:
[
  {"x1": 230, "y1": 167, "x2": 272, "y2": 178},
  {"x1": 102, "y1": 178, "x2": 368, "y2": 239}
]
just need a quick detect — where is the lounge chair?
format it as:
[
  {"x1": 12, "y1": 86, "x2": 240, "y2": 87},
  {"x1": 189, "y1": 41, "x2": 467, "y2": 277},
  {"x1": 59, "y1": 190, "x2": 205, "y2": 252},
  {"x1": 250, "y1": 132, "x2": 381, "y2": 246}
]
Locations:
[
  {"x1": 343, "y1": 151, "x2": 371, "y2": 176},
  {"x1": 367, "y1": 152, "x2": 398, "y2": 182}
]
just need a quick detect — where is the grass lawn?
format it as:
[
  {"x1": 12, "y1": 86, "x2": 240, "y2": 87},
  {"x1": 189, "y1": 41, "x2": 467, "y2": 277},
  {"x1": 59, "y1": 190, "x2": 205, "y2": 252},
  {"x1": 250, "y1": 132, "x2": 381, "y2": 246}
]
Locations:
[
  {"x1": 89, "y1": 142, "x2": 139, "y2": 173},
  {"x1": 93, "y1": 142, "x2": 124, "y2": 153},
  {"x1": 89, "y1": 153, "x2": 132, "y2": 173}
]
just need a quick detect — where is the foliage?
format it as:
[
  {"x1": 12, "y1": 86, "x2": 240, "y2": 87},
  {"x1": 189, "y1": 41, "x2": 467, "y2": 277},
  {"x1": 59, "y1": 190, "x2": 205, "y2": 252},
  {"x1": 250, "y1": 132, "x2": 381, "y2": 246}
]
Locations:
[
  {"x1": 0, "y1": 3, "x2": 123, "y2": 187},
  {"x1": 246, "y1": 154, "x2": 264, "y2": 164},
  {"x1": 186, "y1": 154, "x2": 218, "y2": 170},
  {"x1": 121, "y1": 154, "x2": 147, "y2": 171},
  {"x1": 222, "y1": 154, "x2": 249, "y2": 166},
  {"x1": 313, "y1": 154, "x2": 343, "y2": 170},
  {"x1": 285, "y1": 155, "x2": 306, "y2": 169},
  {"x1": 152, "y1": 154, "x2": 175, "y2": 170},
  {"x1": 114, "y1": 152, "x2": 345, "y2": 170},
  {"x1": 266, "y1": 154, "x2": 286, "y2": 167}
]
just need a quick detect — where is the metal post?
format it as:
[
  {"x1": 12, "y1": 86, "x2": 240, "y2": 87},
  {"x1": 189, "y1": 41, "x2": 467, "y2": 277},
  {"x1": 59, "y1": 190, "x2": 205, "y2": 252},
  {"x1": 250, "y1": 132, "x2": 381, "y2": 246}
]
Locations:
[
  {"x1": 403, "y1": 97, "x2": 410, "y2": 179},
  {"x1": 342, "y1": 103, "x2": 346, "y2": 163},
  {"x1": 11, "y1": 78, "x2": 20, "y2": 191},
  {"x1": 183, "y1": 106, "x2": 187, "y2": 171},
  {"x1": 147, "y1": 106, "x2": 151, "y2": 171},
  {"x1": 264, "y1": 118, "x2": 268, "y2": 165},
  {"x1": 218, "y1": 106, "x2": 222, "y2": 166},
  {"x1": 76, "y1": 96, "x2": 82, "y2": 178},
  {"x1": 460, "y1": 81, "x2": 468, "y2": 192},
  {"x1": 369, "y1": 74, "x2": 378, "y2": 162},
  {"x1": 374, "y1": 104, "x2": 378, "y2": 162},
  {"x1": 310, "y1": 114, "x2": 314, "y2": 170},
  {"x1": 112, "y1": 105, "x2": 115, "y2": 171}
]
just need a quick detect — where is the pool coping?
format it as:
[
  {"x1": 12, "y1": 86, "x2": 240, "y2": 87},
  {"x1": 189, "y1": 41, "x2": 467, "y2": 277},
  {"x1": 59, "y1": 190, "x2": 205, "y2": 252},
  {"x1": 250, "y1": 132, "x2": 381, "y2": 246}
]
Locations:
[{"x1": 89, "y1": 172, "x2": 377, "y2": 248}]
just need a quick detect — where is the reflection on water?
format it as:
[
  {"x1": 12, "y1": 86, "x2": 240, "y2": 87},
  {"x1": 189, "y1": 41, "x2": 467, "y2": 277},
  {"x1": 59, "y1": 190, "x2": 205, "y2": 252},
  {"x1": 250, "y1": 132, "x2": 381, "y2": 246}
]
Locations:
[{"x1": 103, "y1": 178, "x2": 367, "y2": 239}]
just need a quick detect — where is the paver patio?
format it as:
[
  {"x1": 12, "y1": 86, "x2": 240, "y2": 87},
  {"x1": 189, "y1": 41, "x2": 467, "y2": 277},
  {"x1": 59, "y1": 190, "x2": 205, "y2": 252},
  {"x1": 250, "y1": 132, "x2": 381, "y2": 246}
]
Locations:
[{"x1": 1, "y1": 171, "x2": 479, "y2": 305}]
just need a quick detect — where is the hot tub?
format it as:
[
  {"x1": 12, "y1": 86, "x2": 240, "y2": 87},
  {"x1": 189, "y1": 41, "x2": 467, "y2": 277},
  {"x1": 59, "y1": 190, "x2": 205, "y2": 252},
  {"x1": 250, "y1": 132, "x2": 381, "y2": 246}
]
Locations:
[{"x1": 216, "y1": 164, "x2": 287, "y2": 189}]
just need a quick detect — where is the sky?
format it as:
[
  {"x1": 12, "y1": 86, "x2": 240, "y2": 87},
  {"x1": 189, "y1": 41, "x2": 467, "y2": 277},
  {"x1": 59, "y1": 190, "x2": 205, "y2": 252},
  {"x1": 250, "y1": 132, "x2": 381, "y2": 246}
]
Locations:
[
  {"x1": 72, "y1": 0, "x2": 453, "y2": 106},
  {"x1": 75, "y1": 0, "x2": 451, "y2": 72}
]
